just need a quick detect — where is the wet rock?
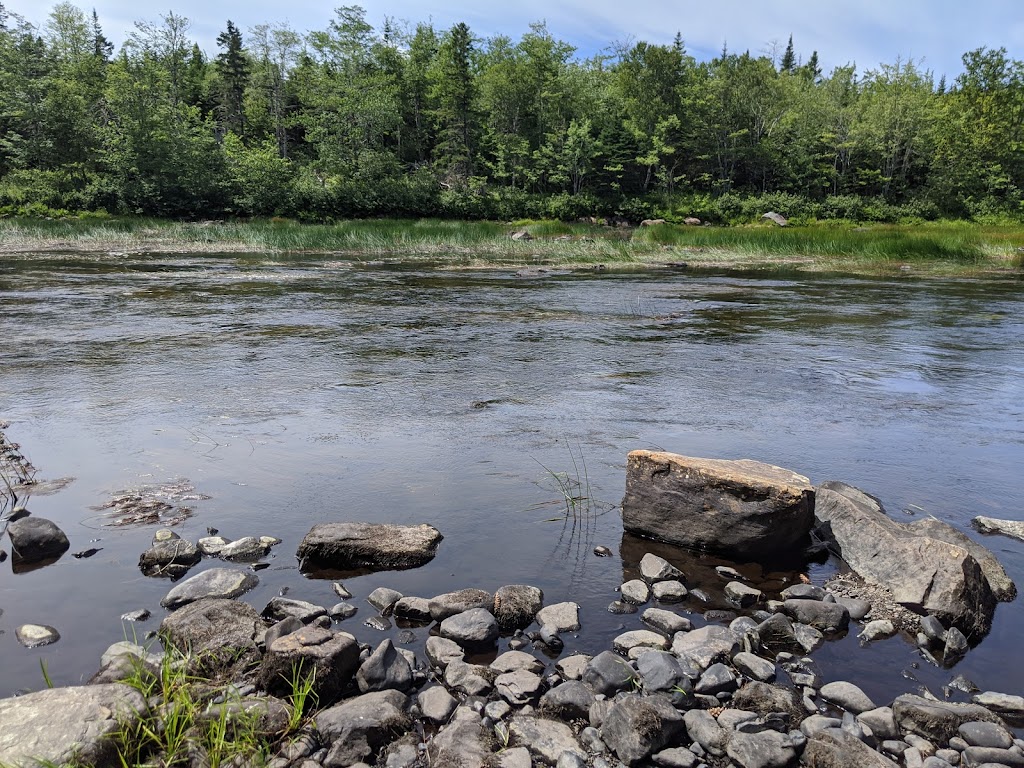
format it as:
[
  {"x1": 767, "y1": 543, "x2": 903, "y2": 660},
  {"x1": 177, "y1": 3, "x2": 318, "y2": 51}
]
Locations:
[
  {"x1": 443, "y1": 660, "x2": 492, "y2": 696},
  {"x1": 197, "y1": 535, "x2": 230, "y2": 555},
  {"x1": 425, "y1": 636, "x2": 464, "y2": 669},
  {"x1": 834, "y1": 596, "x2": 872, "y2": 621},
  {"x1": 583, "y1": 650, "x2": 636, "y2": 696},
  {"x1": 608, "y1": 600, "x2": 638, "y2": 614},
  {"x1": 671, "y1": 625, "x2": 740, "y2": 670},
  {"x1": 780, "y1": 583, "x2": 826, "y2": 601},
  {"x1": 138, "y1": 538, "x2": 201, "y2": 576},
  {"x1": 428, "y1": 588, "x2": 492, "y2": 621},
  {"x1": 161, "y1": 598, "x2": 263, "y2": 674},
  {"x1": 418, "y1": 685, "x2": 457, "y2": 723},
  {"x1": 496, "y1": 670, "x2": 544, "y2": 706},
  {"x1": 820, "y1": 681, "x2": 876, "y2": 714},
  {"x1": 652, "y1": 581, "x2": 688, "y2": 602},
  {"x1": 7, "y1": 517, "x2": 70, "y2": 563},
  {"x1": 622, "y1": 451, "x2": 814, "y2": 559},
  {"x1": 893, "y1": 694, "x2": 1006, "y2": 743},
  {"x1": 263, "y1": 597, "x2": 329, "y2": 624},
  {"x1": 120, "y1": 608, "x2": 151, "y2": 623},
  {"x1": 536, "y1": 600, "x2": 581, "y2": 632},
  {"x1": 601, "y1": 693, "x2": 685, "y2": 765},
  {"x1": 734, "y1": 652, "x2": 777, "y2": 683},
  {"x1": 332, "y1": 581, "x2": 352, "y2": 599},
  {"x1": 297, "y1": 522, "x2": 443, "y2": 572},
  {"x1": 364, "y1": 615, "x2": 392, "y2": 631},
  {"x1": 538, "y1": 623, "x2": 563, "y2": 651},
  {"x1": 726, "y1": 729, "x2": 798, "y2": 768},
  {"x1": 439, "y1": 607, "x2": 499, "y2": 647},
  {"x1": 15, "y1": 624, "x2": 60, "y2": 648},
  {"x1": 920, "y1": 614, "x2": 947, "y2": 645},
  {"x1": 160, "y1": 567, "x2": 258, "y2": 609},
  {"x1": 814, "y1": 481, "x2": 997, "y2": 638},
  {"x1": 621, "y1": 579, "x2": 652, "y2": 604},
  {"x1": 493, "y1": 584, "x2": 544, "y2": 631},
  {"x1": 756, "y1": 612, "x2": 800, "y2": 651},
  {"x1": 0, "y1": 684, "x2": 148, "y2": 768},
  {"x1": 357, "y1": 639, "x2": 413, "y2": 693},
  {"x1": 782, "y1": 599, "x2": 849, "y2": 631},
  {"x1": 726, "y1": 581, "x2": 763, "y2": 608},
  {"x1": 392, "y1": 596, "x2": 430, "y2": 621},
  {"x1": 220, "y1": 536, "x2": 269, "y2": 560},
  {"x1": 330, "y1": 601, "x2": 357, "y2": 620},
  {"x1": 859, "y1": 619, "x2": 896, "y2": 643},
  {"x1": 803, "y1": 728, "x2": 895, "y2": 767},
  {"x1": 316, "y1": 690, "x2": 409, "y2": 767},
  {"x1": 795, "y1": 623, "x2": 824, "y2": 653},
  {"x1": 639, "y1": 553, "x2": 684, "y2": 583},
  {"x1": 509, "y1": 715, "x2": 587, "y2": 765},
  {"x1": 614, "y1": 629, "x2": 669, "y2": 655},
  {"x1": 428, "y1": 706, "x2": 491, "y2": 768},
  {"x1": 366, "y1": 587, "x2": 403, "y2": 613},
  {"x1": 260, "y1": 626, "x2": 360, "y2": 707},
  {"x1": 540, "y1": 680, "x2": 595, "y2": 720},
  {"x1": 594, "y1": 545, "x2": 613, "y2": 557},
  {"x1": 943, "y1": 626, "x2": 969, "y2": 663},
  {"x1": 642, "y1": 608, "x2": 691, "y2": 636}
]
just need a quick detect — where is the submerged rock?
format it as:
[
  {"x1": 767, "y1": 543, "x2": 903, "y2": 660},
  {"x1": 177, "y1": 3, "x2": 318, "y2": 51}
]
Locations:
[
  {"x1": 621, "y1": 451, "x2": 814, "y2": 559},
  {"x1": 296, "y1": 522, "x2": 442, "y2": 572}
]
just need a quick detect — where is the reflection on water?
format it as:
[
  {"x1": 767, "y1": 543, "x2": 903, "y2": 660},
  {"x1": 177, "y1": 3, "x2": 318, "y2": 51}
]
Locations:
[{"x1": 1, "y1": 252, "x2": 1023, "y2": 703}]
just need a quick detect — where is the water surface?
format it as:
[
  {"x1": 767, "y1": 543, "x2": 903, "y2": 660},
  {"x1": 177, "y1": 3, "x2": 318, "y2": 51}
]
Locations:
[{"x1": 1, "y1": 251, "x2": 1022, "y2": 703}]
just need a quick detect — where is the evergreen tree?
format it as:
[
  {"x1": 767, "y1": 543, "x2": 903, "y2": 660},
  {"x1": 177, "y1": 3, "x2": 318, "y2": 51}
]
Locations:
[
  {"x1": 780, "y1": 35, "x2": 796, "y2": 73},
  {"x1": 429, "y1": 22, "x2": 477, "y2": 183},
  {"x1": 215, "y1": 20, "x2": 250, "y2": 137}
]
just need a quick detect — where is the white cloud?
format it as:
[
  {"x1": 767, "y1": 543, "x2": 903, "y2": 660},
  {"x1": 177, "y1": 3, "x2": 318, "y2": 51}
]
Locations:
[{"x1": 4, "y1": 0, "x2": 1020, "y2": 79}]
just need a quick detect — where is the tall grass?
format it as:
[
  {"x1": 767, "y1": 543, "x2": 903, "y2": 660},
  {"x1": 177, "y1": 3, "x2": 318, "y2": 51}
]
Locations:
[{"x1": 2, "y1": 215, "x2": 1022, "y2": 274}]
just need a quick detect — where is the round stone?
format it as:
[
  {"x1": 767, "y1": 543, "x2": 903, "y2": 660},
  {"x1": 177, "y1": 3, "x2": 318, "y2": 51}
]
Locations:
[{"x1": 16, "y1": 624, "x2": 60, "y2": 648}]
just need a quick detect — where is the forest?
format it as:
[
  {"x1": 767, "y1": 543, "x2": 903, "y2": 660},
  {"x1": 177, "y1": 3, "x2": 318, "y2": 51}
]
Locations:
[{"x1": 2, "y1": 2, "x2": 1024, "y2": 224}]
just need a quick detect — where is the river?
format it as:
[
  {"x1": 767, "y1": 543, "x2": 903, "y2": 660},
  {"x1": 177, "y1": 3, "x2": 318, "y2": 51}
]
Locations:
[{"x1": 1, "y1": 251, "x2": 1022, "y2": 703}]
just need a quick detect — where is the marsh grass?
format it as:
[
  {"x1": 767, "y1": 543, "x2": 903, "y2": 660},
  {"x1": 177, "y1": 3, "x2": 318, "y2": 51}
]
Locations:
[
  {"x1": 1, "y1": 216, "x2": 1022, "y2": 275},
  {"x1": 112, "y1": 644, "x2": 306, "y2": 768}
]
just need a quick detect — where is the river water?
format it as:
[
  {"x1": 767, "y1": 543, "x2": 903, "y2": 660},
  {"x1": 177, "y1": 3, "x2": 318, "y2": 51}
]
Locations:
[{"x1": 1, "y1": 251, "x2": 1022, "y2": 703}]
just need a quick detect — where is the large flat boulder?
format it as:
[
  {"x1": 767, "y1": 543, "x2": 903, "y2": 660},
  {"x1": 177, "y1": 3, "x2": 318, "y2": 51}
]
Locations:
[
  {"x1": 160, "y1": 567, "x2": 258, "y2": 609},
  {"x1": 296, "y1": 522, "x2": 442, "y2": 573},
  {"x1": 814, "y1": 481, "x2": 997, "y2": 639},
  {"x1": 0, "y1": 684, "x2": 147, "y2": 768},
  {"x1": 621, "y1": 451, "x2": 814, "y2": 559}
]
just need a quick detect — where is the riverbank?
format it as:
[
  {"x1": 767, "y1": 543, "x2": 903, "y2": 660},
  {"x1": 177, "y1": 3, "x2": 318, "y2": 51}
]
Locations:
[{"x1": 1, "y1": 216, "x2": 1022, "y2": 277}]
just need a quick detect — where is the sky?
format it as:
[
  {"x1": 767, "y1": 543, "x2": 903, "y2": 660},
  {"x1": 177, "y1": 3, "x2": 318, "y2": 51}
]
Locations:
[{"x1": 5, "y1": 0, "x2": 1024, "y2": 80}]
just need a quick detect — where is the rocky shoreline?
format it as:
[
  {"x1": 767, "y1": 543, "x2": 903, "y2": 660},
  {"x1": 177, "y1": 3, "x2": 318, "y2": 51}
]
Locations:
[{"x1": 3, "y1": 446, "x2": 1024, "y2": 767}]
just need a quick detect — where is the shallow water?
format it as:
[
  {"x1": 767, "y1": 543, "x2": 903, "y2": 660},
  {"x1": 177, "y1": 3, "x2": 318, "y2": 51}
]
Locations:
[{"x1": 1, "y1": 251, "x2": 1023, "y2": 703}]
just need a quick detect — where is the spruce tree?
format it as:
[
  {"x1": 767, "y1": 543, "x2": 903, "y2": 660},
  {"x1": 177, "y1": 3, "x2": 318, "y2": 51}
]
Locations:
[{"x1": 215, "y1": 20, "x2": 249, "y2": 137}]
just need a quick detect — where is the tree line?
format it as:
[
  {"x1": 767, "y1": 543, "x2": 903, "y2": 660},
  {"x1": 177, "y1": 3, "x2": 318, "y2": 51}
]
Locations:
[{"x1": 2, "y1": 2, "x2": 1024, "y2": 223}]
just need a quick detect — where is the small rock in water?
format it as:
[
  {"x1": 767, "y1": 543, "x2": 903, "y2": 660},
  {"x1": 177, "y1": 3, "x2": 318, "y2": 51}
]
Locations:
[
  {"x1": 395, "y1": 629, "x2": 417, "y2": 644},
  {"x1": 652, "y1": 580, "x2": 688, "y2": 603},
  {"x1": 859, "y1": 619, "x2": 896, "y2": 644},
  {"x1": 620, "y1": 579, "x2": 651, "y2": 605},
  {"x1": 0, "y1": 548, "x2": 6, "y2": 562},
  {"x1": 690, "y1": 588, "x2": 711, "y2": 602},
  {"x1": 332, "y1": 581, "x2": 352, "y2": 599},
  {"x1": 120, "y1": 608, "x2": 151, "y2": 622},
  {"x1": 72, "y1": 548, "x2": 102, "y2": 559},
  {"x1": 330, "y1": 602, "x2": 357, "y2": 620},
  {"x1": 942, "y1": 627, "x2": 969, "y2": 664},
  {"x1": 250, "y1": 562, "x2": 270, "y2": 571},
  {"x1": 716, "y1": 566, "x2": 745, "y2": 580},
  {"x1": 639, "y1": 553, "x2": 684, "y2": 583},
  {"x1": 16, "y1": 624, "x2": 60, "y2": 648},
  {"x1": 594, "y1": 545, "x2": 613, "y2": 557},
  {"x1": 206, "y1": 526, "x2": 219, "y2": 535},
  {"x1": 367, "y1": 587, "x2": 403, "y2": 614},
  {"x1": 946, "y1": 673, "x2": 979, "y2": 694},
  {"x1": 364, "y1": 615, "x2": 392, "y2": 631},
  {"x1": 197, "y1": 536, "x2": 230, "y2": 556},
  {"x1": 608, "y1": 601, "x2": 638, "y2": 615}
]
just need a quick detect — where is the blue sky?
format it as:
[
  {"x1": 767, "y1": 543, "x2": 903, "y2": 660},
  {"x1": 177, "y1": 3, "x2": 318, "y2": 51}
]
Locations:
[{"x1": 6, "y1": 0, "x2": 1024, "y2": 80}]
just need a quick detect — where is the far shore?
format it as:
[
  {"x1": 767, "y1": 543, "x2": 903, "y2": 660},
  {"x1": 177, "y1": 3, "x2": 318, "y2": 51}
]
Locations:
[{"x1": 1, "y1": 216, "x2": 1023, "y2": 278}]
